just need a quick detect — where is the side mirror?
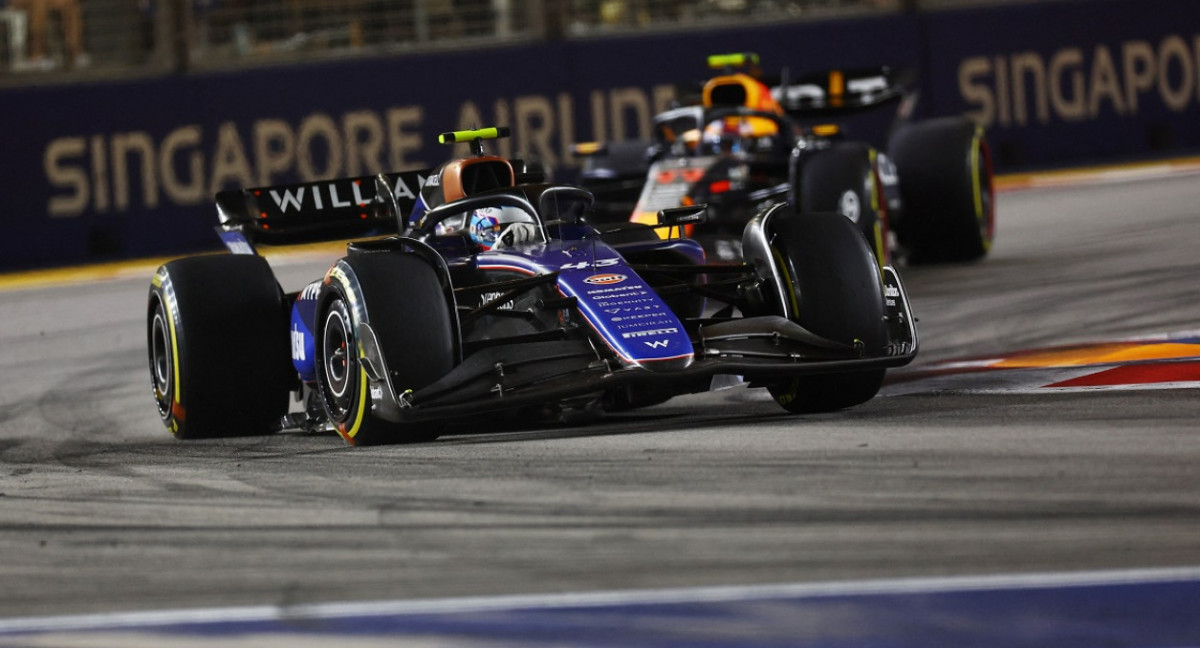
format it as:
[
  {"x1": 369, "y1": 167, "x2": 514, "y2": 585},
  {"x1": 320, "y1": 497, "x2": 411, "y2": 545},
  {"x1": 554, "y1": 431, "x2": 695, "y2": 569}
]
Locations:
[{"x1": 657, "y1": 204, "x2": 708, "y2": 227}]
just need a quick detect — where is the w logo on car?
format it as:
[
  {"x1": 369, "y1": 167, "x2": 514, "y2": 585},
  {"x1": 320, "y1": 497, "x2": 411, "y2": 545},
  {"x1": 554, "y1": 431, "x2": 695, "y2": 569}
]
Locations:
[{"x1": 644, "y1": 340, "x2": 670, "y2": 349}]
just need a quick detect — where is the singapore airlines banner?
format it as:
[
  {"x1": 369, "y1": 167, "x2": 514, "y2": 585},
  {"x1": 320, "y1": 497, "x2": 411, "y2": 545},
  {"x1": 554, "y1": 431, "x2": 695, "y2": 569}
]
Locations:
[
  {"x1": 924, "y1": 0, "x2": 1200, "y2": 167},
  {"x1": 0, "y1": 0, "x2": 1196, "y2": 269}
]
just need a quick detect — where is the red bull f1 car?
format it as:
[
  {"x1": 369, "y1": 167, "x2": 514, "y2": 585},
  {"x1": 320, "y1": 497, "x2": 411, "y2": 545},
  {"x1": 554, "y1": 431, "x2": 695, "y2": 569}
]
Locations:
[
  {"x1": 578, "y1": 53, "x2": 995, "y2": 264},
  {"x1": 147, "y1": 127, "x2": 918, "y2": 445}
]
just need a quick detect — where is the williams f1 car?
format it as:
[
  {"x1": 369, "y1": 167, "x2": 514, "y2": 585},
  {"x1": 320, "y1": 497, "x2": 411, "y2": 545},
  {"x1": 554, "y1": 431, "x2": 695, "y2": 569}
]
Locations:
[
  {"x1": 147, "y1": 127, "x2": 918, "y2": 445},
  {"x1": 578, "y1": 53, "x2": 995, "y2": 264}
]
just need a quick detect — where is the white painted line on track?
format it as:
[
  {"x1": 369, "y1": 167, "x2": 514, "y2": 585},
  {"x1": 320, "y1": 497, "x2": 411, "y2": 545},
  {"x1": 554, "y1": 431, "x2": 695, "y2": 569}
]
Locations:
[{"x1": 3, "y1": 566, "x2": 1200, "y2": 635}]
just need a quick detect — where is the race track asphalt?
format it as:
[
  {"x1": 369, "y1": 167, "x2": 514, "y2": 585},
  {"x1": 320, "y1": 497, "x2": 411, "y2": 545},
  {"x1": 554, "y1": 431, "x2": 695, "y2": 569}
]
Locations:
[{"x1": 0, "y1": 166, "x2": 1198, "y2": 622}]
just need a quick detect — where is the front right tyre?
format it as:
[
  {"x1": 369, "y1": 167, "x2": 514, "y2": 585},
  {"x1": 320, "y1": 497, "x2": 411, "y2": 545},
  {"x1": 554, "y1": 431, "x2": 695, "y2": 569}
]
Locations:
[{"x1": 764, "y1": 210, "x2": 889, "y2": 413}]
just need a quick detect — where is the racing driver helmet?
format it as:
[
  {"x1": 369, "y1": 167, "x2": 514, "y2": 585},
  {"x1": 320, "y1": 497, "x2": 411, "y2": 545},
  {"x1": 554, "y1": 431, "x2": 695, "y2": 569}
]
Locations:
[{"x1": 468, "y1": 205, "x2": 539, "y2": 250}]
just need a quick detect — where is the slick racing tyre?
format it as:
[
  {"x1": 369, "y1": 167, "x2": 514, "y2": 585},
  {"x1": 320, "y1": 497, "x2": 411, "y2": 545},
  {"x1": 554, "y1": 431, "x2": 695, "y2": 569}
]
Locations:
[
  {"x1": 795, "y1": 141, "x2": 890, "y2": 267},
  {"x1": 888, "y1": 116, "x2": 995, "y2": 263},
  {"x1": 147, "y1": 254, "x2": 293, "y2": 439},
  {"x1": 765, "y1": 211, "x2": 888, "y2": 413},
  {"x1": 316, "y1": 252, "x2": 455, "y2": 446}
]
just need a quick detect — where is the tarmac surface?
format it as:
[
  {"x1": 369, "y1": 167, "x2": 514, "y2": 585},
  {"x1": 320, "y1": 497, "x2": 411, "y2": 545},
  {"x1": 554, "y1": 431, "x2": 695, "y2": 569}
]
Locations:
[{"x1": 0, "y1": 167, "x2": 1198, "y2": 627}]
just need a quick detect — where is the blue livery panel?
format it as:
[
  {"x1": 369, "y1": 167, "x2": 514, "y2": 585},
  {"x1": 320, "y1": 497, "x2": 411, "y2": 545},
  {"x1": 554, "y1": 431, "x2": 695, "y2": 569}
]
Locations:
[
  {"x1": 558, "y1": 267, "x2": 693, "y2": 369},
  {"x1": 291, "y1": 281, "x2": 320, "y2": 382},
  {"x1": 478, "y1": 241, "x2": 694, "y2": 370}
]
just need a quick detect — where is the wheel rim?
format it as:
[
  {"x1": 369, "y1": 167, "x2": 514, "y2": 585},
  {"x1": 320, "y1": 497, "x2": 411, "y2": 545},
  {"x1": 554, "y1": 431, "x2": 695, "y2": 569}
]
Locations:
[
  {"x1": 321, "y1": 303, "x2": 355, "y2": 420},
  {"x1": 148, "y1": 300, "x2": 174, "y2": 420}
]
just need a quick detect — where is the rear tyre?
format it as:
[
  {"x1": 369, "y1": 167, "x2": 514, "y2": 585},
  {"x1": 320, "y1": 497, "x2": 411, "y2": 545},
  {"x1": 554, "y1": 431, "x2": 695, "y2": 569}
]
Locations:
[
  {"x1": 796, "y1": 141, "x2": 889, "y2": 267},
  {"x1": 316, "y1": 252, "x2": 455, "y2": 445},
  {"x1": 888, "y1": 117, "x2": 995, "y2": 263},
  {"x1": 765, "y1": 211, "x2": 887, "y2": 413},
  {"x1": 147, "y1": 255, "x2": 292, "y2": 439}
]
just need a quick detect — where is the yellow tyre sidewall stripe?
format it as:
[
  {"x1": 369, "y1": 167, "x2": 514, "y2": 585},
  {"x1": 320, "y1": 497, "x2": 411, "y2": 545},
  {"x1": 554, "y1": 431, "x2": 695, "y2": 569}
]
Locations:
[
  {"x1": 327, "y1": 267, "x2": 369, "y2": 445},
  {"x1": 336, "y1": 366, "x2": 369, "y2": 445},
  {"x1": 151, "y1": 270, "x2": 184, "y2": 435},
  {"x1": 972, "y1": 130, "x2": 984, "y2": 223}
]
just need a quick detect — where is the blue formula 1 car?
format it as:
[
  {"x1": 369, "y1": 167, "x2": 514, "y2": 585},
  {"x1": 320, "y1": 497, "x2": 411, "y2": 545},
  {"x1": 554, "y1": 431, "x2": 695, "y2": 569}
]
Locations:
[{"x1": 147, "y1": 127, "x2": 918, "y2": 445}]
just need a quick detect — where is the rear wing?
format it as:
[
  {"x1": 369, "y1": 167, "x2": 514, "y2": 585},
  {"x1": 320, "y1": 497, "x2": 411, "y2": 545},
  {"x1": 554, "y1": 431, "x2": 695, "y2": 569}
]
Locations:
[
  {"x1": 215, "y1": 169, "x2": 432, "y2": 252},
  {"x1": 772, "y1": 66, "x2": 915, "y2": 118}
]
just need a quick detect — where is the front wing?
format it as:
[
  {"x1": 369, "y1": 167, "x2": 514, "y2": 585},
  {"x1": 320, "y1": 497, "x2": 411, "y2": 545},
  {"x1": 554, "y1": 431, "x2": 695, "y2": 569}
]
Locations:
[{"x1": 368, "y1": 266, "x2": 917, "y2": 423}]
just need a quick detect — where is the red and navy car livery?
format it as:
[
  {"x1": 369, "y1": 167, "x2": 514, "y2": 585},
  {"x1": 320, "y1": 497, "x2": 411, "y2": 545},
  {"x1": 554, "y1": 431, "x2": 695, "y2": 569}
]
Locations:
[{"x1": 578, "y1": 53, "x2": 995, "y2": 266}]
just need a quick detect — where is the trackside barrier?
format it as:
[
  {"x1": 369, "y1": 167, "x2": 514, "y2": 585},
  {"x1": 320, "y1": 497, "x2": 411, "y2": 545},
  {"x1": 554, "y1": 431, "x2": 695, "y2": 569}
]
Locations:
[{"x1": 0, "y1": 0, "x2": 1196, "y2": 270}]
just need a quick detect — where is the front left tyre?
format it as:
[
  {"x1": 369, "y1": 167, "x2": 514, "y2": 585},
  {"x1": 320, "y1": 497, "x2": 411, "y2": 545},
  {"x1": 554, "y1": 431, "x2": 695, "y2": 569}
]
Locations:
[{"x1": 147, "y1": 254, "x2": 293, "y2": 439}]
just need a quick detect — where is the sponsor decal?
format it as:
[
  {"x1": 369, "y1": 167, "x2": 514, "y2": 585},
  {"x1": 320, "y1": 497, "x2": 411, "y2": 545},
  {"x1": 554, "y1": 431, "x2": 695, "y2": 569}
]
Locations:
[
  {"x1": 585, "y1": 285, "x2": 644, "y2": 296},
  {"x1": 621, "y1": 327, "x2": 679, "y2": 338},
  {"x1": 884, "y1": 282, "x2": 900, "y2": 308},
  {"x1": 300, "y1": 281, "x2": 322, "y2": 301},
  {"x1": 479, "y1": 291, "x2": 516, "y2": 310},
  {"x1": 611, "y1": 312, "x2": 670, "y2": 322},
  {"x1": 584, "y1": 273, "x2": 627, "y2": 286},
  {"x1": 615, "y1": 319, "x2": 675, "y2": 330},
  {"x1": 605, "y1": 305, "x2": 662, "y2": 314},
  {"x1": 269, "y1": 178, "x2": 390, "y2": 213},
  {"x1": 291, "y1": 323, "x2": 306, "y2": 361},
  {"x1": 595, "y1": 296, "x2": 655, "y2": 307}
]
